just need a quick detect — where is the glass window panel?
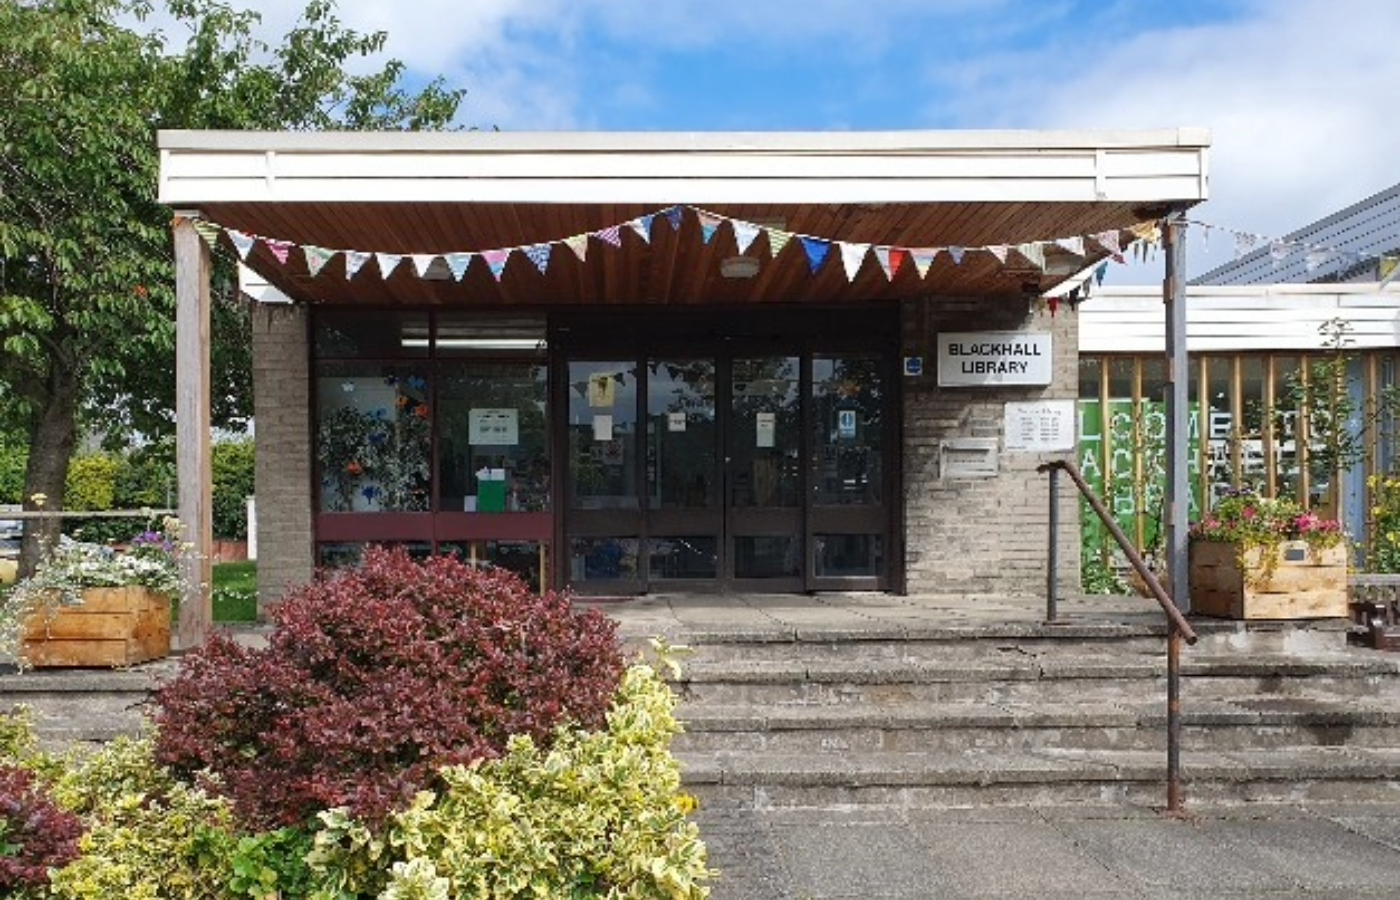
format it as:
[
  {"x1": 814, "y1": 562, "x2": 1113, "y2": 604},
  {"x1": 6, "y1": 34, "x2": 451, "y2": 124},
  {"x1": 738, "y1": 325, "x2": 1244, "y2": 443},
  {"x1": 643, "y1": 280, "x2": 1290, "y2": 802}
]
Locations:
[
  {"x1": 1205, "y1": 357, "x2": 1234, "y2": 507},
  {"x1": 646, "y1": 359, "x2": 717, "y2": 510},
  {"x1": 1078, "y1": 356, "x2": 1102, "y2": 401},
  {"x1": 811, "y1": 355, "x2": 883, "y2": 505},
  {"x1": 568, "y1": 537, "x2": 639, "y2": 582},
  {"x1": 434, "y1": 313, "x2": 546, "y2": 357},
  {"x1": 730, "y1": 357, "x2": 801, "y2": 508},
  {"x1": 437, "y1": 362, "x2": 549, "y2": 512},
  {"x1": 567, "y1": 361, "x2": 640, "y2": 510},
  {"x1": 734, "y1": 536, "x2": 800, "y2": 579},
  {"x1": 1138, "y1": 357, "x2": 1168, "y2": 551},
  {"x1": 648, "y1": 537, "x2": 718, "y2": 579},
  {"x1": 317, "y1": 542, "x2": 431, "y2": 568},
  {"x1": 1240, "y1": 357, "x2": 1267, "y2": 492},
  {"x1": 439, "y1": 540, "x2": 545, "y2": 593},
  {"x1": 315, "y1": 363, "x2": 431, "y2": 512},
  {"x1": 313, "y1": 310, "x2": 429, "y2": 359},
  {"x1": 813, "y1": 534, "x2": 883, "y2": 578},
  {"x1": 1271, "y1": 355, "x2": 1303, "y2": 501}
]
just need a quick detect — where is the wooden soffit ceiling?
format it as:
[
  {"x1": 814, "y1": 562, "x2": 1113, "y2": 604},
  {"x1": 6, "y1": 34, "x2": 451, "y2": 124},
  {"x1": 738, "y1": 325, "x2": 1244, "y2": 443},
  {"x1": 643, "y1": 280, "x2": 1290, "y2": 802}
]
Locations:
[{"x1": 160, "y1": 129, "x2": 1210, "y2": 307}]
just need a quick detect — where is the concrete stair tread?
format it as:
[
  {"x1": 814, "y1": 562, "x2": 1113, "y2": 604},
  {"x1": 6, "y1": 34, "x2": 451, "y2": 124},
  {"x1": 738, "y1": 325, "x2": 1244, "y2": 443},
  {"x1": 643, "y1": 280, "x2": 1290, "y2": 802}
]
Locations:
[
  {"x1": 678, "y1": 695, "x2": 1400, "y2": 732},
  {"x1": 678, "y1": 745, "x2": 1400, "y2": 786}
]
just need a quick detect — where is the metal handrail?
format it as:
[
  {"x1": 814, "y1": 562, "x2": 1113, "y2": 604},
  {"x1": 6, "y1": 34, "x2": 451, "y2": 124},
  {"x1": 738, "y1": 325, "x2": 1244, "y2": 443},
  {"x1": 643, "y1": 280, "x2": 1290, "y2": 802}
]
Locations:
[{"x1": 1037, "y1": 458, "x2": 1197, "y2": 815}]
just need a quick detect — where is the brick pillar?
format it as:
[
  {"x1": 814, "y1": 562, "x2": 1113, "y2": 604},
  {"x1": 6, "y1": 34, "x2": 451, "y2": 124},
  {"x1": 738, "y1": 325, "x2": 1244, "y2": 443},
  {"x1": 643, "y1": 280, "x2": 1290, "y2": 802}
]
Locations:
[
  {"x1": 251, "y1": 304, "x2": 314, "y2": 612},
  {"x1": 900, "y1": 296, "x2": 1081, "y2": 596}
]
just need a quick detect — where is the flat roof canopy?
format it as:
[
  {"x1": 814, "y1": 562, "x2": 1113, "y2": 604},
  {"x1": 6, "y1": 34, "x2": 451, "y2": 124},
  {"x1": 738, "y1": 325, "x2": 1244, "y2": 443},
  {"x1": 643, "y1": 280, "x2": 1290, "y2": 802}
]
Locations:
[{"x1": 158, "y1": 128, "x2": 1210, "y2": 306}]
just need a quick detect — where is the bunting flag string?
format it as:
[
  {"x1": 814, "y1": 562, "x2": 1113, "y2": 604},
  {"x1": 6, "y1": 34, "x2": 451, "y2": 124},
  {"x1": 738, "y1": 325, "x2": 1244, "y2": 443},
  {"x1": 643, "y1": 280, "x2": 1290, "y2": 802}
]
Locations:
[
  {"x1": 1182, "y1": 217, "x2": 1382, "y2": 274},
  {"x1": 192, "y1": 204, "x2": 1180, "y2": 296}
]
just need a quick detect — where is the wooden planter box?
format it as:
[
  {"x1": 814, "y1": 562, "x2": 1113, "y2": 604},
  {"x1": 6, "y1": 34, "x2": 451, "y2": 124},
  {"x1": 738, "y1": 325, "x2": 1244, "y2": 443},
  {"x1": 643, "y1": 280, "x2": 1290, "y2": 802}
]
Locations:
[
  {"x1": 21, "y1": 585, "x2": 172, "y2": 668},
  {"x1": 1189, "y1": 540, "x2": 1348, "y2": 620}
]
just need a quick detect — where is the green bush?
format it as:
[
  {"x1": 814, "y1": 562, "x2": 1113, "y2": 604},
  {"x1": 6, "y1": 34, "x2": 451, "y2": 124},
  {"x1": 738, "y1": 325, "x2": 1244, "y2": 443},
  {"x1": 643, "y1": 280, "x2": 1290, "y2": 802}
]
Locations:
[
  {"x1": 63, "y1": 454, "x2": 120, "y2": 512},
  {"x1": 0, "y1": 442, "x2": 25, "y2": 504},
  {"x1": 306, "y1": 664, "x2": 711, "y2": 900},
  {"x1": 212, "y1": 440, "x2": 255, "y2": 540},
  {"x1": 41, "y1": 736, "x2": 238, "y2": 900}
]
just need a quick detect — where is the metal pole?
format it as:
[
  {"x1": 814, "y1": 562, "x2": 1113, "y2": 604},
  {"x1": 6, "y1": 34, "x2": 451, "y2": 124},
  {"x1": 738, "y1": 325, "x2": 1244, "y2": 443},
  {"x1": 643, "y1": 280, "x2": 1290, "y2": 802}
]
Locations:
[
  {"x1": 1046, "y1": 463, "x2": 1060, "y2": 623},
  {"x1": 1164, "y1": 215, "x2": 1190, "y2": 612},
  {"x1": 1166, "y1": 624, "x2": 1185, "y2": 813}
]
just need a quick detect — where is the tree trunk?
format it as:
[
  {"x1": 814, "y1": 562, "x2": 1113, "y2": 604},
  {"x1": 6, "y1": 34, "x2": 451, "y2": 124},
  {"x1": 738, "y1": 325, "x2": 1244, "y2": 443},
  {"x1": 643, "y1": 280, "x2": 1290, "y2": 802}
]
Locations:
[{"x1": 18, "y1": 365, "x2": 80, "y2": 578}]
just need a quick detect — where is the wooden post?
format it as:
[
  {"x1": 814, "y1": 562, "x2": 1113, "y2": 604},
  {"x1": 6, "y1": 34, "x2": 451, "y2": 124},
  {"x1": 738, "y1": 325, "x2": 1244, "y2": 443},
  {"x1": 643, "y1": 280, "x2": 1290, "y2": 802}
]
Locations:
[{"x1": 174, "y1": 213, "x2": 213, "y2": 649}]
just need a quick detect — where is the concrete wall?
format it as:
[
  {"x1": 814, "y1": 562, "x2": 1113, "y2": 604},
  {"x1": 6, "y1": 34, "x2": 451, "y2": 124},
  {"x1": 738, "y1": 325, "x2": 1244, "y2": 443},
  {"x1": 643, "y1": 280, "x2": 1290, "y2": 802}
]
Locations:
[
  {"x1": 250, "y1": 304, "x2": 315, "y2": 611},
  {"x1": 900, "y1": 295, "x2": 1081, "y2": 596}
]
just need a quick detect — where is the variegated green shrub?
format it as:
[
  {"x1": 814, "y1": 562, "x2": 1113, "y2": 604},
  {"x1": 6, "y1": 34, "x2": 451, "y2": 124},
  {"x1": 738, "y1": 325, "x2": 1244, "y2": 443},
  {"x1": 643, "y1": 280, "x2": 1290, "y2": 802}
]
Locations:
[
  {"x1": 43, "y1": 736, "x2": 237, "y2": 900},
  {"x1": 308, "y1": 663, "x2": 712, "y2": 900}
]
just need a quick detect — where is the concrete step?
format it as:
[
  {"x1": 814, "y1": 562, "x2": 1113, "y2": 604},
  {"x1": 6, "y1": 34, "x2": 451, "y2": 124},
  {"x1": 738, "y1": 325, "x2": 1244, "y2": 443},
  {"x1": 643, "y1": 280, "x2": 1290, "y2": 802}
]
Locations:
[
  {"x1": 674, "y1": 651, "x2": 1400, "y2": 706},
  {"x1": 682, "y1": 745, "x2": 1400, "y2": 808},
  {"x1": 0, "y1": 663, "x2": 173, "y2": 748},
  {"x1": 674, "y1": 695, "x2": 1400, "y2": 754}
]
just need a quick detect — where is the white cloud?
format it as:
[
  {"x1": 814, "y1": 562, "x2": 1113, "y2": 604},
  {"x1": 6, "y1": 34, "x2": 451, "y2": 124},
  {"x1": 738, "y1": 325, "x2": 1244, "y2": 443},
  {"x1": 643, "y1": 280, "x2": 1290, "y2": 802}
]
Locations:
[{"x1": 925, "y1": 0, "x2": 1400, "y2": 281}]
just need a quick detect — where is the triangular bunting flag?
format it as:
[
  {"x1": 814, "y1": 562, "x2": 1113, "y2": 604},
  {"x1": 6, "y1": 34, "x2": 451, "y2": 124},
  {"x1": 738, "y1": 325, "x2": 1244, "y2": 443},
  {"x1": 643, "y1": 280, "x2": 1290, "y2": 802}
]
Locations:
[
  {"x1": 564, "y1": 235, "x2": 589, "y2": 262},
  {"x1": 840, "y1": 242, "x2": 869, "y2": 281},
  {"x1": 1015, "y1": 243, "x2": 1046, "y2": 271},
  {"x1": 265, "y1": 239, "x2": 294, "y2": 265},
  {"x1": 596, "y1": 225, "x2": 623, "y2": 248},
  {"x1": 800, "y1": 237, "x2": 831, "y2": 273},
  {"x1": 482, "y1": 249, "x2": 509, "y2": 282},
  {"x1": 1095, "y1": 262, "x2": 1108, "y2": 285},
  {"x1": 1094, "y1": 230, "x2": 1122, "y2": 257},
  {"x1": 909, "y1": 249, "x2": 938, "y2": 278},
  {"x1": 524, "y1": 244, "x2": 552, "y2": 274},
  {"x1": 344, "y1": 251, "x2": 370, "y2": 279},
  {"x1": 1129, "y1": 222, "x2": 1161, "y2": 243},
  {"x1": 193, "y1": 220, "x2": 221, "y2": 249},
  {"x1": 227, "y1": 230, "x2": 256, "y2": 261},
  {"x1": 628, "y1": 215, "x2": 654, "y2": 244},
  {"x1": 948, "y1": 246, "x2": 967, "y2": 265},
  {"x1": 986, "y1": 245, "x2": 1009, "y2": 264},
  {"x1": 1269, "y1": 240, "x2": 1292, "y2": 264},
  {"x1": 1381, "y1": 255, "x2": 1400, "y2": 288},
  {"x1": 889, "y1": 248, "x2": 908, "y2": 280},
  {"x1": 1055, "y1": 236, "x2": 1085, "y2": 257},
  {"x1": 1234, "y1": 233, "x2": 1258, "y2": 259},
  {"x1": 732, "y1": 221, "x2": 760, "y2": 255},
  {"x1": 664, "y1": 206, "x2": 684, "y2": 231},
  {"x1": 303, "y1": 246, "x2": 335, "y2": 278},
  {"x1": 411, "y1": 254, "x2": 438, "y2": 278},
  {"x1": 768, "y1": 230, "x2": 792, "y2": 258},
  {"x1": 445, "y1": 253, "x2": 472, "y2": 281},
  {"x1": 698, "y1": 213, "x2": 722, "y2": 244},
  {"x1": 874, "y1": 247, "x2": 894, "y2": 281},
  {"x1": 375, "y1": 253, "x2": 403, "y2": 278}
]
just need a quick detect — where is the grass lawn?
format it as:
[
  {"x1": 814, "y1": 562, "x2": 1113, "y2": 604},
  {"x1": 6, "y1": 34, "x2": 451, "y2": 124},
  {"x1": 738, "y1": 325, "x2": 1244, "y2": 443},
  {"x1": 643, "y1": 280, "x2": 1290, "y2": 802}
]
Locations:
[{"x1": 212, "y1": 560, "x2": 259, "y2": 623}]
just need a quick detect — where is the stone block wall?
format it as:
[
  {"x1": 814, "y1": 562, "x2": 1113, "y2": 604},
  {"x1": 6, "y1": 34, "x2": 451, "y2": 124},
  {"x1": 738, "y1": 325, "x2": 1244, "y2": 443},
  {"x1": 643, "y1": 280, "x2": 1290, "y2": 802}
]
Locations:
[
  {"x1": 900, "y1": 295, "x2": 1081, "y2": 596},
  {"x1": 250, "y1": 304, "x2": 314, "y2": 611}
]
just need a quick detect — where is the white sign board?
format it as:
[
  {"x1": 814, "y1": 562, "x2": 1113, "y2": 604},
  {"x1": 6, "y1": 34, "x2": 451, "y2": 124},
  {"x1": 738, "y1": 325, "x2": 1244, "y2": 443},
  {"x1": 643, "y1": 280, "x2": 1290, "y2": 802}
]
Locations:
[
  {"x1": 1003, "y1": 400, "x2": 1077, "y2": 452},
  {"x1": 937, "y1": 331, "x2": 1052, "y2": 386},
  {"x1": 755, "y1": 412, "x2": 776, "y2": 448},
  {"x1": 469, "y1": 408, "x2": 519, "y2": 445}
]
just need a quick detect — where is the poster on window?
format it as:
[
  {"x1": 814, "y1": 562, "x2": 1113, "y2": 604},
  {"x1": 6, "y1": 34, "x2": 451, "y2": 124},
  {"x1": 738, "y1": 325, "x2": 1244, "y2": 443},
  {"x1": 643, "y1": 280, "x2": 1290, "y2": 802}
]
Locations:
[
  {"x1": 755, "y1": 412, "x2": 776, "y2": 448},
  {"x1": 469, "y1": 408, "x2": 519, "y2": 446},
  {"x1": 588, "y1": 374, "x2": 615, "y2": 408}
]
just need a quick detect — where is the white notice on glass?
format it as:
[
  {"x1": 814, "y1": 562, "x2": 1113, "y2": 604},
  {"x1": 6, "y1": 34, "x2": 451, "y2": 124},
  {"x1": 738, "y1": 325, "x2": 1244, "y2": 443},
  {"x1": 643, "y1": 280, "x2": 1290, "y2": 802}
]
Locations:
[
  {"x1": 593, "y1": 414, "x2": 613, "y2": 441},
  {"x1": 1003, "y1": 400, "x2": 1076, "y2": 452},
  {"x1": 668, "y1": 411, "x2": 687, "y2": 432},
  {"x1": 468, "y1": 408, "x2": 519, "y2": 446},
  {"x1": 755, "y1": 412, "x2": 776, "y2": 448}
]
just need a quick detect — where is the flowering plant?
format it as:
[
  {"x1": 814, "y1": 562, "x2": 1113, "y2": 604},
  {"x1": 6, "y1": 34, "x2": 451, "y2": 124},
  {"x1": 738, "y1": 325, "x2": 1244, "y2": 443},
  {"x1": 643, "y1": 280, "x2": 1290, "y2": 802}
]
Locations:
[
  {"x1": 0, "y1": 517, "x2": 185, "y2": 667},
  {"x1": 1189, "y1": 487, "x2": 1345, "y2": 580}
]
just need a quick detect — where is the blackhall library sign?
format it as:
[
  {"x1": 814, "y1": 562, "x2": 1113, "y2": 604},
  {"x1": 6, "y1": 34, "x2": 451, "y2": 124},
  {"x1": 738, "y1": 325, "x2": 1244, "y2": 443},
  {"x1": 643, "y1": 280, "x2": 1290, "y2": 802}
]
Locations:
[{"x1": 936, "y1": 331, "x2": 1053, "y2": 386}]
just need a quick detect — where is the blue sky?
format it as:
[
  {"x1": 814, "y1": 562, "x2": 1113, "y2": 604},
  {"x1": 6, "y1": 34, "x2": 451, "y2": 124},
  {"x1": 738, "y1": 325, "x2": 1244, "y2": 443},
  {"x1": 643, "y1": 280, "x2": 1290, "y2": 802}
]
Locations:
[{"x1": 169, "y1": 0, "x2": 1400, "y2": 283}]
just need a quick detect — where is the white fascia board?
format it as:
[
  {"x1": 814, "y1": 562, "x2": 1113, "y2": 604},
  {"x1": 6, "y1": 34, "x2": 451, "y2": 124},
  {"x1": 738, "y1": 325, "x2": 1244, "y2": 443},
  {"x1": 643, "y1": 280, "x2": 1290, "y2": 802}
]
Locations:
[
  {"x1": 1080, "y1": 283, "x2": 1400, "y2": 353},
  {"x1": 157, "y1": 128, "x2": 1210, "y2": 207}
]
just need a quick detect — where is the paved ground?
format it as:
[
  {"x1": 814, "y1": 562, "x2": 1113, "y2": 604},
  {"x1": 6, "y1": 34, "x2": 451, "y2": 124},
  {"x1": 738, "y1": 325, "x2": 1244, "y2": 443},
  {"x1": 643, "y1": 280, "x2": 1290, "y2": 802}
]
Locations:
[{"x1": 587, "y1": 591, "x2": 1400, "y2": 900}]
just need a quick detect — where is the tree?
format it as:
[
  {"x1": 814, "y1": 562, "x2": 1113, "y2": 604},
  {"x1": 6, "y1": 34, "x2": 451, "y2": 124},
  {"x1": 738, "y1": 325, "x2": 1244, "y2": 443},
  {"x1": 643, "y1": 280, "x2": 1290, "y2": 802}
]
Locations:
[{"x1": 0, "y1": 0, "x2": 464, "y2": 571}]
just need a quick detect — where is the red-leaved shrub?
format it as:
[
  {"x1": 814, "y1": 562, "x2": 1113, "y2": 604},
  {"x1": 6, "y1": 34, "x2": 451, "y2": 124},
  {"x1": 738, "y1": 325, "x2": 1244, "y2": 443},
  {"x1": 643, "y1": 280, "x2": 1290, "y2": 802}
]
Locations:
[
  {"x1": 152, "y1": 547, "x2": 623, "y2": 829},
  {"x1": 0, "y1": 763, "x2": 83, "y2": 892}
]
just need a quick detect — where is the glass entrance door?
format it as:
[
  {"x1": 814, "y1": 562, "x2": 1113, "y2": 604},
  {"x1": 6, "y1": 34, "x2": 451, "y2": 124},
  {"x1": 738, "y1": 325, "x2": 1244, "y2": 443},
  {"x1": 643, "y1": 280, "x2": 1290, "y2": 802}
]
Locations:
[
  {"x1": 563, "y1": 351, "x2": 891, "y2": 593},
  {"x1": 727, "y1": 356, "x2": 804, "y2": 590}
]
